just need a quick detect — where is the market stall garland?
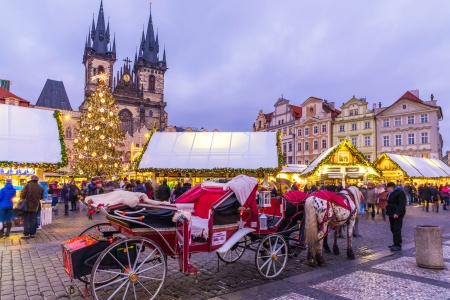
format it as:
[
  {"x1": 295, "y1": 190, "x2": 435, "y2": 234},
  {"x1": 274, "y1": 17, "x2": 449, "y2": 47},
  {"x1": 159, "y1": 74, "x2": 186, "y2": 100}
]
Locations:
[
  {"x1": 0, "y1": 110, "x2": 68, "y2": 170},
  {"x1": 133, "y1": 122, "x2": 157, "y2": 171},
  {"x1": 135, "y1": 131, "x2": 283, "y2": 176},
  {"x1": 302, "y1": 139, "x2": 381, "y2": 177}
]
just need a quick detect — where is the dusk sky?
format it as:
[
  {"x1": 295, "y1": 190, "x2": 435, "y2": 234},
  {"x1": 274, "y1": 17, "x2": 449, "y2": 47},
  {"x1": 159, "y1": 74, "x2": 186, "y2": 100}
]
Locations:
[{"x1": 2, "y1": 1, "x2": 450, "y2": 152}]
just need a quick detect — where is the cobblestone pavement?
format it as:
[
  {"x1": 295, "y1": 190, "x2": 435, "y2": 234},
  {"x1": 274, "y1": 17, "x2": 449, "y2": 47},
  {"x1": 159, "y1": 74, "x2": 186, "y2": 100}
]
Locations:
[{"x1": 0, "y1": 203, "x2": 449, "y2": 299}]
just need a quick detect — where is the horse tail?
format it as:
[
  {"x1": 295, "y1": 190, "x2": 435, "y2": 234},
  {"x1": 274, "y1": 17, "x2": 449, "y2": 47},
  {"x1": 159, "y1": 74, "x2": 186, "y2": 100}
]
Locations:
[{"x1": 304, "y1": 196, "x2": 318, "y2": 248}]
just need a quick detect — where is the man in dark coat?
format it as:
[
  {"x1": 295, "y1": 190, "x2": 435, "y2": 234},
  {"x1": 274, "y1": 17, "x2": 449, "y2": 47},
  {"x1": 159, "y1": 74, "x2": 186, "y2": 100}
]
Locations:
[
  {"x1": 386, "y1": 182, "x2": 407, "y2": 251},
  {"x1": 420, "y1": 183, "x2": 432, "y2": 212},
  {"x1": 181, "y1": 179, "x2": 192, "y2": 194},
  {"x1": 157, "y1": 180, "x2": 171, "y2": 201},
  {"x1": 20, "y1": 175, "x2": 44, "y2": 238}
]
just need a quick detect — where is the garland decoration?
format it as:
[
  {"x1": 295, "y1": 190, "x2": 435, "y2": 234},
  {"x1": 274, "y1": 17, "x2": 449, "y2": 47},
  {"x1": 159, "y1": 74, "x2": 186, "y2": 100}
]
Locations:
[
  {"x1": 133, "y1": 122, "x2": 157, "y2": 171},
  {"x1": 53, "y1": 110, "x2": 69, "y2": 169}
]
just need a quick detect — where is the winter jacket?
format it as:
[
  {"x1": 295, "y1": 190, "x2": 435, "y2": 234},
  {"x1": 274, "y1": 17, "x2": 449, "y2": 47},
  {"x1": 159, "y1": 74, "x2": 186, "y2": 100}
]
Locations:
[
  {"x1": 61, "y1": 184, "x2": 69, "y2": 200},
  {"x1": 365, "y1": 188, "x2": 377, "y2": 204},
  {"x1": 157, "y1": 184, "x2": 171, "y2": 201},
  {"x1": 182, "y1": 183, "x2": 192, "y2": 194},
  {"x1": 420, "y1": 185, "x2": 432, "y2": 201},
  {"x1": 50, "y1": 183, "x2": 60, "y2": 197},
  {"x1": 440, "y1": 186, "x2": 449, "y2": 199},
  {"x1": 134, "y1": 184, "x2": 146, "y2": 193},
  {"x1": 20, "y1": 180, "x2": 44, "y2": 212},
  {"x1": 88, "y1": 182, "x2": 97, "y2": 196},
  {"x1": 431, "y1": 187, "x2": 439, "y2": 202},
  {"x1": 0, "y1": 183, "x2": 16, "y2": 209},
  {"x1": 386, "y1": 189, "x2": 407, "y2": 217}
]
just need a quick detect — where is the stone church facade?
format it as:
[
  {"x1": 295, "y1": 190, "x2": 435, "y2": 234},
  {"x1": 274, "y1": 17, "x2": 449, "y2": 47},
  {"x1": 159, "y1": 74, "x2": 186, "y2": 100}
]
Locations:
[{"x1": 80, "y1": 1, "x2": 168, "y2": 136}]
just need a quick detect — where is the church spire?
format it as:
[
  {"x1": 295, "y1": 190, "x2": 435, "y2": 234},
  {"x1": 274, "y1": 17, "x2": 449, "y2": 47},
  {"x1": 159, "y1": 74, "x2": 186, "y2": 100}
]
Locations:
[
  {"x1": 112, "y1": 33, "x2": 116, "y2": 53},
  {"x1": 142, "y1": 3, "x2": 158, "y2": 63},
  {"x1": 91, "y1": 0, "x2": 109, "y2": 54},
  {"x1": 162, "y1": 47, "x2": 167, "y2": 65}
]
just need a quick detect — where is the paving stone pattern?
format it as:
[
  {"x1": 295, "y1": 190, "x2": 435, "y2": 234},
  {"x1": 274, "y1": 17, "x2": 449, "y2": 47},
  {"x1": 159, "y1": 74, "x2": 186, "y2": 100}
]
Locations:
[{"x1": 0, "y1": 204, "x2": 450, "y2": 299}]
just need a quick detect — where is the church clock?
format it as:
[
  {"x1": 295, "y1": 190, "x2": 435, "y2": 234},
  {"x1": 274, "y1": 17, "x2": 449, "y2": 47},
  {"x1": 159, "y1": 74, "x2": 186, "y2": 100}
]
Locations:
[{"x1": 123, "y1": 74, "x2": 131, "y2": 82}]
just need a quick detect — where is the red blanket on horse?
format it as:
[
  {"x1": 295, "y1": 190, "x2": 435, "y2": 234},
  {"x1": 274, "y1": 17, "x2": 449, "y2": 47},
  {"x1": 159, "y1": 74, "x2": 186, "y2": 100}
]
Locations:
[
  {"x1": 311, "y1": 190, "x2": 351, "y2": 211},
  {"x1": 283, "y1": 191, "x2": 308, "y2": 206}
]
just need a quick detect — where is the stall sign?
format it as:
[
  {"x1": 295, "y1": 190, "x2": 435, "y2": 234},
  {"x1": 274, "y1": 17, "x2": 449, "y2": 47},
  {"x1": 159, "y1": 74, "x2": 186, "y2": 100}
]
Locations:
[{"x1": 0, "y1": 168, "x2": 36, "y2": 175}]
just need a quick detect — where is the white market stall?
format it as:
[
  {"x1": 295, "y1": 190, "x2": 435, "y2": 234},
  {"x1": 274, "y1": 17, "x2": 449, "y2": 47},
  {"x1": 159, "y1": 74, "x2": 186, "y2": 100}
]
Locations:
[
  {"x1": 0, "y1": 105, "x2": 67, "y2": 230},
  {"x1": 137, "y1": 131, "x2": 282, "y2": 187},
  {"x1": 375, "y1": 153, "x2": 450, "y2": 185}
]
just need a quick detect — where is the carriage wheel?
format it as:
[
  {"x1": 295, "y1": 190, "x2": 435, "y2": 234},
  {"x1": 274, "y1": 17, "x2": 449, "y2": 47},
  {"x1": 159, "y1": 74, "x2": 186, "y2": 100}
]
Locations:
[
  {"x1": 90, "y1": 237, "x2": 166, "y2": 300},
  {"x1": 77, "y1": 223, "x2": 121, "y2": 285},
  {"x1": 255, "y1": 234, "x2": 288, "y2": 279},
  {"x1": 217, "y1": 235, "x2": 249, "y2": 263}
]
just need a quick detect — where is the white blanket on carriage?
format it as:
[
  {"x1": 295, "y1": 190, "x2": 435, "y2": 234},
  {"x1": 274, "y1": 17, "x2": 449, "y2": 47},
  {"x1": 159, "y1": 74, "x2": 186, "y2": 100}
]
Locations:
[
  {"x1": 173, "y1": 211, "x2": 209, "y2": 239},
  {"x1": 85, "y1": 191, "x2": 166, "y2": 208},
  {"x1": 223, "y1": 175, "x2": 258, "y2": 206}
]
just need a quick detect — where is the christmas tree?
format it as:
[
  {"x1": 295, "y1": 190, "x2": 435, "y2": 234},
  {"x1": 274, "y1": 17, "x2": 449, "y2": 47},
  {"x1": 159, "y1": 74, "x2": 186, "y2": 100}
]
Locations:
[{"x1": 71, "y1": 74, "x2": 124, "y2": 178}]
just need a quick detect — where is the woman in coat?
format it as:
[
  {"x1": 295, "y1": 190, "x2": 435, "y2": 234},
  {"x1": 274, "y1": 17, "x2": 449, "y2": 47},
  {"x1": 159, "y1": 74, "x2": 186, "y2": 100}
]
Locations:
[
  {"x1": 0, "y1": 178, "x2": 16, "y2": 237},
  {"x1": 376, "y1": 184, "x2": 388, "y2": 221},
  {"x1": 365, "y1": 183, "x2": 377, "y2": 220}
]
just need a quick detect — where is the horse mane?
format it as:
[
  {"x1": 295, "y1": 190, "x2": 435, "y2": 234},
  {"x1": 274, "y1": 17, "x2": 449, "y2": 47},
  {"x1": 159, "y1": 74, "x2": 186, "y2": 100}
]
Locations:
[{"x1": 345, "y1": 186, "x2": 361, "y2": 214}]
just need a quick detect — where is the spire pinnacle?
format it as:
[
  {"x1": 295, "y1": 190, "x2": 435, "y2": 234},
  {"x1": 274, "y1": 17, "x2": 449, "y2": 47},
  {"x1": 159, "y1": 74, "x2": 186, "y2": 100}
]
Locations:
[{"x1": 112, "y1": 33, "x2": 116, "y2": 53}]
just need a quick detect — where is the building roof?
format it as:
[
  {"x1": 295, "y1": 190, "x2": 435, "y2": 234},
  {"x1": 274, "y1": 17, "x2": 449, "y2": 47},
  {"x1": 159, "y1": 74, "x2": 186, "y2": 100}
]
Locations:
[
  {"x1": 376, "y1": 153, "x2": 450, "y2": 178},
  {"x1": 397, "y1": 91, "x2": 422, "y2": 103},
  {"x1": 0, "y1": 87, "x2": 30, "y2": 106},
  {"x1": 301, "y1": 140, "x2": 380, "y2": 177},
  {"x1": 138, "y1": 132, "x2": 280, "y2": 173},
  {"x1": 36, "y1": 79, "x2": 73, "y2": 110},
  {"x1": 281, "y1": 164, "x2": 307, "y2": 173},
  {"x1": 264, "y1": 112, "x2": 273, "y2": 123},
  {"x1": 290, "y1": 105, "x2": 302, "y2": 118},
  {"x1": 0, "y1": 105, "x2": 63, "y2": 165}
]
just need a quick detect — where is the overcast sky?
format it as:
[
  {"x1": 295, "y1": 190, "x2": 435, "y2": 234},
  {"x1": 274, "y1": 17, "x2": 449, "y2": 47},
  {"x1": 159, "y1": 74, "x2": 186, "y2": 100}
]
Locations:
[{"x1": 2, "y1": 1, "x2": 449, "y2": 152}]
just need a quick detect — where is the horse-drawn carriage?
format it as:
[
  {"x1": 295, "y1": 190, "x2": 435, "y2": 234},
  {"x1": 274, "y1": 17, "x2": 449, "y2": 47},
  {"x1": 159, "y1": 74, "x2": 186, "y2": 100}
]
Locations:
[{"x1": 62, "y1": 176, "x2": 362, "y2": 299}]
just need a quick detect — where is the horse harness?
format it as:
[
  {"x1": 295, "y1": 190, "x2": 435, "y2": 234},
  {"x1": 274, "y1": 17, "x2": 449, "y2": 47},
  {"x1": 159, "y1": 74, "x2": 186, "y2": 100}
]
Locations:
[{"x1": 315, "y1": 189, "x2": 357, "y2": 231}]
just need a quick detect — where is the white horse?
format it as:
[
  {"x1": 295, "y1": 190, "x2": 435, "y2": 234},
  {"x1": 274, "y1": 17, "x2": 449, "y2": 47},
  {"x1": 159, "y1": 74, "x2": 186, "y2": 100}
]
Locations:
[{"x1": 304, "y1": 186, "x2": 363, "y2": 267}]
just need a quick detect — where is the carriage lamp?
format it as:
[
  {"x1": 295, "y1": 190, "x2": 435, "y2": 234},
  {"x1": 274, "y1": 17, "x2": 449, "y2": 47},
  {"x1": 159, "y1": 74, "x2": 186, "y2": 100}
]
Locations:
[
  {"x1": 259, "y1": 213, "x2": 267, "y2": 230},
  {"x1": 259, "y1": 191, "x2": 271, "y2": 208}
]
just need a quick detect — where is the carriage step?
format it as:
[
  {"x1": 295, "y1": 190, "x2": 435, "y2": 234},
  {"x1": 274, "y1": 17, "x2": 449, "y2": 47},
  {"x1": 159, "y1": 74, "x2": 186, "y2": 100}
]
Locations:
[{"x1": 187, "y1": 264, "x2": 200, "y2": 275}]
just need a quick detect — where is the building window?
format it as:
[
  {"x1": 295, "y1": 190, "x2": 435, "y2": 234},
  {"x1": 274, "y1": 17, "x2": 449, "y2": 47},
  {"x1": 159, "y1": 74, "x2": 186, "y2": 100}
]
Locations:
[
  {"x1": 283, "y1": 143, "x2": 287, "y2": 153},
  {"x1": 288, "y1": 142, "x2": 293, "y2": 152},
  {"x1": 421, "y1": 132, "x2": 428, "y2": 144},
  {"x1": 289, "y1": 128, "x2": 293, "y2": 135},
  {"x1": 119, "y1": 109, "x2": 134, "y2": 134},
  {"x1": 305, "y1": 142, "x2": 309, "y2": 150},
  {"x1": 281, "y1": 119, "x2": 284, "y2": 124},
  {"x1": 305, "y1": 128, "x2": 309, "y2": 136},
  {"x1": 313, "y1": 141, "x2": 318, "y2": 150},
  {"x1": 364, "y1": 136, "x2": 370, "y2": 146},
  {"x1": 383, "y1": 136, "x2": 390, "y2": 147},
  {"x1": 258, "y1": 120, "x2": 262, "y2": 129},
  {"x1": 365, "y1": 155, "x2": 371, "y2": 161},
  {"x1": 288, "y1": 156, "x2": 293, "y2": 164},
  {"x1": 395, "y1": 135, "x2": 402, "y2": 146},
  {"x1": 421, "y1": 114, "x2": 428, "y2": 123},
  {"x1": 298, "y1": 143, "x2": 302, "y2": 151},
  {"x1": 297, "y1": 160, "x2": 302, "y2": 164},
  {"x1": 149, "y1": 75, "x2": 156, "y2": 92},
  {"x1": 149, "y1": 110, "x2": 153, "y2": 117},
  {"x1": 422, "y1": 154, "x2": 428, "y2": 158},
  {"x1": 339, "y1": 125, "x2": 345, "y2": 132},
  {"x1": 65, "y1": 127, "x2": 72, "y2": 139},
  {"x1": 351, "y1": 123, "x2": 357, "y2": 131},
  {"x1": 283, "y1": 128, "x2": 287, "y2": 136},
  {"x1": 364, "y1": 122, "x2": 370, "y2": 129},
  {"x1": 383, "y1": 119, "x2": 390, "y2": 127},
  {"x1": 313, "y1": 126, "x2": 318, "y2": 134},
  {"x1": 339, "y1": 138, "x2": 344, "y2": 143},
  {"x1": 402, "y1": 104, "x2": 407, "y2": 110},
  {"x1": 322, "y1": 139, "x2": 326, "y2": 148},
  {"x1": 349, "y1": 109, "x2": 358, "y2": 116},
  {"x1": 98, "y1": 65, "x2": 105, "y2": 74},
  {"x1": 394, "y1": 117, "x2": 401, "y2": 126},
  {"x1": 408, "y1": 133, "x2": 415, "y2": 145},
  {"x1": 305, "y1": 159, "x2": 309, "y2": 165},
  {"x1": 407, "y1": 116, "x2": 415, "y2": 124},
  {"x1": 351, "y1": 137, "x2": 357, "y2": 146},
  {"x1": 297, "y1": 129, "x2": 302, "y2": 136},
  {"x1": 321, "y1": 124, "x2": 327, "y2": 132}
]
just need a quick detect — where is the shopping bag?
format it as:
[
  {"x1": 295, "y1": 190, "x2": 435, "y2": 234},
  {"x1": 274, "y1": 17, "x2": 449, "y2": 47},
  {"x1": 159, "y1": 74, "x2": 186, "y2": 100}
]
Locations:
[{"x1": 15, "y1": 199, "x2": 28, "y2": 212}]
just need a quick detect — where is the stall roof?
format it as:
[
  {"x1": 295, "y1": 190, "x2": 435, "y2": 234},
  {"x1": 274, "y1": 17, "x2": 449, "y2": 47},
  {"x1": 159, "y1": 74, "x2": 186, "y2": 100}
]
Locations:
[
  {"x1": 301, "y1": 145, "x2": 338, "y2": 176},
  {"x1": 379, "y1": 153, "x2": 450, "y2": 178},
  {"x1": 0, "y1": 105, "x2": 64, "y2": 166},
  {"x1": 282, "y1": 164, "x2": 308, "y2": 173},
  {"x1": 138, "y1": 132, "x2": 280, "y2": 173}
]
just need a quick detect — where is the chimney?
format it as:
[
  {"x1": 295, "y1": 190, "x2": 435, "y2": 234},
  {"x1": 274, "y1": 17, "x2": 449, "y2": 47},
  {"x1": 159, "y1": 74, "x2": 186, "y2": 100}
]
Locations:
[
  {"x1": 373, "y1": 103, "x2": 376, "y2": 110},
  {"x1": 378, "y1": 102, "x2": 382, "y2": 108},
  {"x1": 430, "y1": 94, "x2": 434, "y2": 101},
  {"x1": 410, "y1": 89, "x2": 419, "y2": 98}
]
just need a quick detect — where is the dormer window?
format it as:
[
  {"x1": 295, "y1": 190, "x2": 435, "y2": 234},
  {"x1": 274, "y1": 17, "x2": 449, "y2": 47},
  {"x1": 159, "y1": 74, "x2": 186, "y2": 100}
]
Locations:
[
  {"x1": 402, "y1": 104, "x2": 407, "y2": 110},
  {"x1": 309, "y1": 107, "x2": 313, "y2": 113}
]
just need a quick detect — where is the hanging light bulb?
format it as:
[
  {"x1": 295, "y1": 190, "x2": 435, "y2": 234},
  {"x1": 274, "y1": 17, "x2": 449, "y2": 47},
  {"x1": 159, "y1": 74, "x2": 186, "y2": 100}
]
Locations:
[
  {"x1": 114, "y1": 163, "x2": 118, "y2": 167},
  {"x1": 101, "y1": 98, "x2": 105, "y2": 103},
  {"x1": 108, "y1": 143, "x2": 112, "y2": 147},
  {"x1": 74, "y1": 139, "x2": 78, "y2": 143},
  {"x1": 92, "y1": 152, "x2": 97, "y2": 157},
  {"x1": 103, "y1": 154, "x2": 107, "y2": 160},
  {"x1": 88, "y1": 106, "x2": 92, "y2": 111},
  {"x1": 87, "y1": 113, "x2": 92, "y2": 118},
  {"x1": 99, "y1": 92, "x2": 103, "y2": 97},
  {"x1": 99, "y1": 164, "x2": 103, "y2": 168},
  {"x1": 83, "y1": 146, "x2": 87, "y2": 150},
  {"x1": 95, "y1": 126, "x2": 100, "y2": 130},
  {"x1": 79, "y1": 170, "x2": 84, "y2": 175},
  {"x1": 85, "y1": 137, "x2": 89, "y2": 142},
  {"x1": 100, "y1": 135, "x2": 105, "y2": 140},
  {"x1": 101, "y1": 117, "x2": 105, "y2": 122},
  {"x1": 78, "y1": 154, "x2": 83, "y2": 159},
  {"x1": 109, "y1": 112, "x2": 113, "y2": 116},
  {"x1": 100, "y1": 108, "x2": 105, "y2": 113}
]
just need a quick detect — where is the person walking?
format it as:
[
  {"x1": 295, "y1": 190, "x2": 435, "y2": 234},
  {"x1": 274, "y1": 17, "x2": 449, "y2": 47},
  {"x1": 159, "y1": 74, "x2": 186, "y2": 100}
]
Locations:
[
  {"x1": 182, "y1": 179, "x2": 192, "y2": 195},
  {"x1": 157, "y1": 179, "x2": 171, "y2": 201},
  {"x1": 69, "y1": 180, "x2": 80, "y2": 211},
  {"x1": 420, "y1": 183, "x2": 432, "y2": 212},
  {"x1": 431, "y1": 185, "x2": 440, "y2": 213},
  {"x1": 365, "y1": 183, "x2": 377, "y2": 220},
  {"x1": 134, "y1": 180, "x2": 146, "y2": 193},
  {"x1": 441, "y1": 184, "x2": 449, "y2": 211},
  {"x1": 0, "y1": 178, "x2": 16, "y2": 238},
  {"x1": 173, "y1": 181, "x2": 183, "y2": 200},
  {"x1": 144, "y1": 181, "x2": 153, "y2": 199},
  {"x1": 61, "y1": 183, "x2": 70, "y2": 216},
  {"x1": 386, "y1": 182, "x2": 406, "y2": 251},
  {"x1": 20, "y1": 175, "x2": 43, "y2": 238},
  {"x1": 87, "y1": 179, "x2": 97, "y2": 196},
  {"x1": 49, "y1": 181, "x2": 61, "y2": 212},
  {"x1": 376, "y1": 184, "x2": 388, "y2": 221},
  {"x1": 403, "y1": 183, "x2": 412, "y2": 205}
]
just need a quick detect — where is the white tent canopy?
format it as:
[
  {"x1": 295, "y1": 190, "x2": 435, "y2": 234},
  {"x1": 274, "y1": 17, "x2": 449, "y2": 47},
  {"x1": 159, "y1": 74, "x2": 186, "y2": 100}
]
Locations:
[
  {"x1": 0, "y1": 105, "x2": 62, "y2": 164},
  {"x1": 301, "y1": 144, "x2": 338, "y2": 175},
  {"x1": 383, "y1": 153, "x2": 450, "y2": 178},
  {"x1": 281, "y1": 164, "x2": 307, "y2": 173},
  {"x1": 138, "y1": 132, "x2": 279, "y2": 171}
]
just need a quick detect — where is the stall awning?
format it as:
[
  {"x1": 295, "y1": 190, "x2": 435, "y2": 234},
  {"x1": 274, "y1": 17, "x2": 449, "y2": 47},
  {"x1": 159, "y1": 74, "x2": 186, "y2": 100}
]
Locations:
[
  {"x1": 137, "y1": 132, "x2": 281, "y2": 173},
  {"x1": 281, "y1": 164, "x2": 307, "y2": 173},
  {"x1": 377, "y1": 153, "x2": 450, "y2": 178},
  {"x1": 0, "y1": 105, "x2": 65, "y2": 167}
]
